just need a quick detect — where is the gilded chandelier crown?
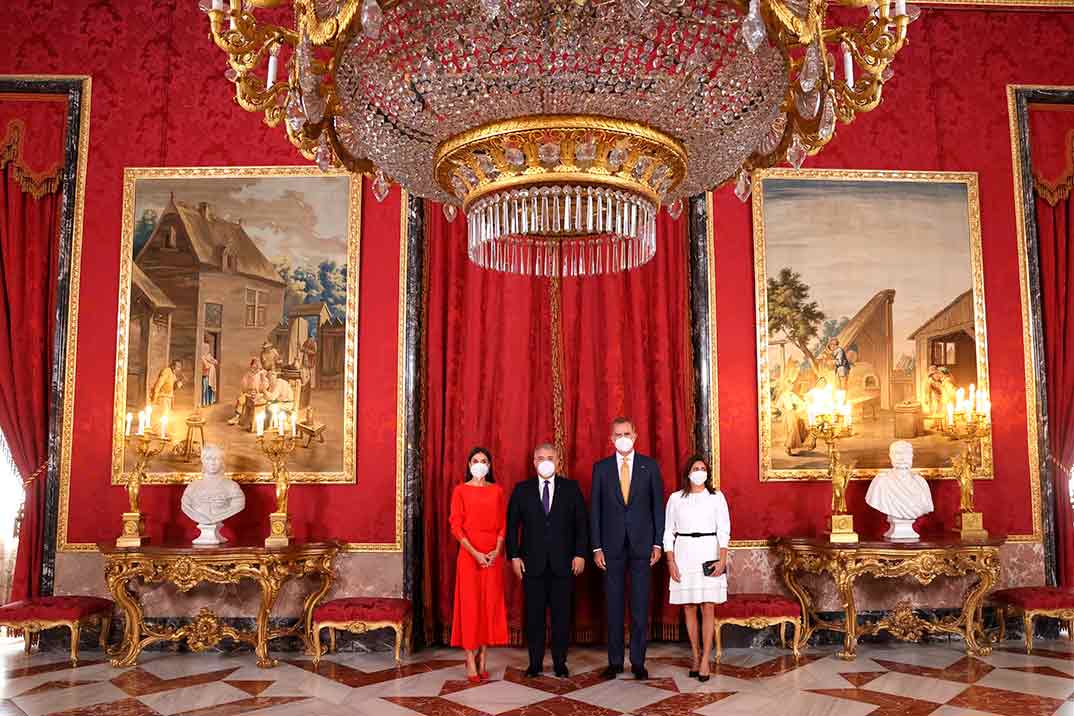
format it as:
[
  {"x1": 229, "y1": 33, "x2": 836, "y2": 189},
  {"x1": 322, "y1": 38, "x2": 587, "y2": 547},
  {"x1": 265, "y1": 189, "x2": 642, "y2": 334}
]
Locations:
[{"x1": 204, "y1": 0, "x2": 912, "y2": 276}]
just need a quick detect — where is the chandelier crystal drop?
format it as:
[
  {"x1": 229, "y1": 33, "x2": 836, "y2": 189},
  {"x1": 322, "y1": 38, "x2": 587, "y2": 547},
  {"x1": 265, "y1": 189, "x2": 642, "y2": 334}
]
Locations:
[{"x1": 205, "y1": 0, "x2": 911, "y2": 277}]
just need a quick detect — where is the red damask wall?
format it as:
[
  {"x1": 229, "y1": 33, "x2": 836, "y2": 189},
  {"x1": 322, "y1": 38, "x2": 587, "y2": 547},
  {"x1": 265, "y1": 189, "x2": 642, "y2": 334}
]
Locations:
[
  {"x1": 0, "y1": 3, "x2": 405, "y2": 558},
  {"x1": 1, "y1": 2, "x2": 1073, "y2": 605}
]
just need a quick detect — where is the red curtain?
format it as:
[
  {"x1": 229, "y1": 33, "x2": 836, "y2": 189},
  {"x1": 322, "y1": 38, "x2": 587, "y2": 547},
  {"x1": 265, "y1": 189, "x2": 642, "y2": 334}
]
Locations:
[
  {"x1": 0, "y1": 120, "x2": 62, "y2": 601},
  {"x1": 1029, "y1": 108, "x2": 1074, "y2": 588},
  {"x1": 422, "y1": 202, "x2": 694, "y2": 642},
  {"x1": 1037, "y1": 188, "x2": 1074, "y2": 587}
]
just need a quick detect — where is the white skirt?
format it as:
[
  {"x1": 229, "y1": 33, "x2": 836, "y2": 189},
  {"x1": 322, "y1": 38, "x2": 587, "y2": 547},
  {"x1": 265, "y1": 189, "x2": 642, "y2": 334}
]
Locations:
[{"x1": 668, "y1": 534, "x2": 727, "y2": 605}]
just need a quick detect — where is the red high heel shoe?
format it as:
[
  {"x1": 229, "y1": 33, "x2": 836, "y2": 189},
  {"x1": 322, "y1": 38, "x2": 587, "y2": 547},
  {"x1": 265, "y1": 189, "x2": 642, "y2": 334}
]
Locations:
[
  {"x1": 480, "y1": 671, "x2": 490, "y2": 681},
  {"x1": 467, "y1": 674, "x2": 482, "y2": 684}
]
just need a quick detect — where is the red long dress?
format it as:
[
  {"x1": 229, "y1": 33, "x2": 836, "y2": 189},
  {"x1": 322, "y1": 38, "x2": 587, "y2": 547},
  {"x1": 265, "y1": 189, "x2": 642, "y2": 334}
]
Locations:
[{"x1": 450, "y1": 483, "x2": 509, "y2": 650}]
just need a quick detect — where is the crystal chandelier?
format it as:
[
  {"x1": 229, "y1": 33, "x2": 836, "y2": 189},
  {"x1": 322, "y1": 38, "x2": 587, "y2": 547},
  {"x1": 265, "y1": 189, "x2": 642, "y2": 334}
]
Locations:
[{"x1": 204, "y1": 0, "x2": 911, "y2": 276}]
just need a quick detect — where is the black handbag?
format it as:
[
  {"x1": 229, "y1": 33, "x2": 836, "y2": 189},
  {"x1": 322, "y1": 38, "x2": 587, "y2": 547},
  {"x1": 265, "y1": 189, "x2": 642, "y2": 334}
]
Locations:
[{"x1": 702, "y1": 559, "x2": 719, "y2": 577}]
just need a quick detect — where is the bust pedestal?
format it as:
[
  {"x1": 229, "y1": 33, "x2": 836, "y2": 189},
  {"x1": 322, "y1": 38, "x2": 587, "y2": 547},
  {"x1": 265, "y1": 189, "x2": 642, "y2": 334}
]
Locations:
[
  {"x1": 883, "y1": 516, "x2": 919, "y2": 541},
  {"x1": 193, "y1": 522, "x2": 226, "y2": 545}
]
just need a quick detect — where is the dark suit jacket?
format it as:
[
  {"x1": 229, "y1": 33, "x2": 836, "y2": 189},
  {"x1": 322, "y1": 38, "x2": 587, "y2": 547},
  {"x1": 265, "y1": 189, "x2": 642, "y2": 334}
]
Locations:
[
  {"x1": 590, "y1": 453, "x2": 665, "y2": 560},
  {"x1": 506, "y1": 476, "x2": 589, "y2": 577}
]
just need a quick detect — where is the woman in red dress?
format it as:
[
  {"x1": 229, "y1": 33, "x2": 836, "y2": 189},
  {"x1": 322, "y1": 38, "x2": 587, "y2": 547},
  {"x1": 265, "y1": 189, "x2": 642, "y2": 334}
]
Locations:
[{"x1": 450, "y1": 447, "x2": 509, "y2": 682}]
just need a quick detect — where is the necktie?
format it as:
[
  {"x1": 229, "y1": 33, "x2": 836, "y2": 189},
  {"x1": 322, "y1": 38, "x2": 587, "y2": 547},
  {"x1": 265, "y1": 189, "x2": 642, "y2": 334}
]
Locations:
[
  {"x1": 620, "y1": 456, "x2": 631, "y2": 504},
  {"x1": 542, "y1": 480, "x2": 551, "y2": 516}
]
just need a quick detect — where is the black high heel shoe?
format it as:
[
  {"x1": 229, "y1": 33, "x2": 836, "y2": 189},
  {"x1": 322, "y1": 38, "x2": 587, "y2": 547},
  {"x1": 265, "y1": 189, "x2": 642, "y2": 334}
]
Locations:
[
  {"x1": 697, "y1": 673, "x2": 710, "y2": 683},
  {"x1": 688, "y1": 656, "x2": 700, "y2": 678}
]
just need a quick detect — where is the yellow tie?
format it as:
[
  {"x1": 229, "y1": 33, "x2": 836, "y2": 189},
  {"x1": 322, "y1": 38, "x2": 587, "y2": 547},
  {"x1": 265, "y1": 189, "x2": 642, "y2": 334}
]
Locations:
[{"x1": 619, "y1": 456, "x2": 631, "y2": 504}]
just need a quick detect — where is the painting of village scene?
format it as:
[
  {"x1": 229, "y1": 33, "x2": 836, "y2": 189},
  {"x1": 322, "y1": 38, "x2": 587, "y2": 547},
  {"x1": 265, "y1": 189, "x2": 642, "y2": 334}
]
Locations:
[
  {"x1": 754, "y1": 170, "x2": 992, "y2": 480},
  {"x1": 112, "y1": 168, "x2": 359, "y2": 483}
]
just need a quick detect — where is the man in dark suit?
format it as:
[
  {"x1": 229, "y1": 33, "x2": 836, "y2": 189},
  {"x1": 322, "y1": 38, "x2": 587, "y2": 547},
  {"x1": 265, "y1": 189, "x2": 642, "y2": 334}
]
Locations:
[
  {"x1": 507, "y1": 443, "x2": 588, "y2": 678},
  {"x1": 591, "y1": 417, "x2": 664, "y2": 679}
]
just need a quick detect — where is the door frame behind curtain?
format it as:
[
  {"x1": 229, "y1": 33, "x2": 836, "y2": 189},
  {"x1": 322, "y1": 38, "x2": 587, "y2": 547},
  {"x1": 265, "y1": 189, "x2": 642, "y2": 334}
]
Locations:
[
  {"x1": 0, "y1": 76, "x2": 91, "y2": 597},
  {"x1": 1007, "y1": 84, "x2": 1074, "y2": 587}
]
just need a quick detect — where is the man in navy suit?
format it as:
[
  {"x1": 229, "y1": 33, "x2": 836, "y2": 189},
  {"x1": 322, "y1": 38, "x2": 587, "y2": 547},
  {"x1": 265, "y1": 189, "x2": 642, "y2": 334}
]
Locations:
[
  {"x1": 507, "y1": 443, "x2": 589, "y2": 678},
  {"x1": 591, "y1": 417, "x2": 664, "y2": 679}
]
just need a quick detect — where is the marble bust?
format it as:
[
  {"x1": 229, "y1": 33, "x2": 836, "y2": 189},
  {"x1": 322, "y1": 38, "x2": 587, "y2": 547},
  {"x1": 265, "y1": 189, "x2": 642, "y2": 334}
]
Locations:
[
  {"x1": 181, "y1": 445, "x2": 245, "y2": 545},
  {"x1": 865, "y1": 440, "x2": 934, "y2": 541}
]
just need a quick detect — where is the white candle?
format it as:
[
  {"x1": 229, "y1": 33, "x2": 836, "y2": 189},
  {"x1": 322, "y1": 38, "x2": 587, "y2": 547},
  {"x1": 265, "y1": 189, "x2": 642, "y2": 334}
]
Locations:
[
  {"x1": 212, "y1": 0, "x2": 224, "y2": 9},
  {"x1": 266, "y1": 50, "x2": 279, "y2": 87},
  {"x1": 161, "y1": 415, "x2": 168, "y2": 439},
  {"x1": 256, "y1": 412, "x2": 265, "y2": 437},
  {"x1": 894, "y1": 0, "x2": 907, "y2": 16},
  {"x1": 291, "y1": 411, "x2": 297, "y2": 437},
  {"x1": 946, "y1": 403, "x2": 954, "y2": 426},
  {"x1": 145, "y1": 404, "x2": 154, "y2": 426},
  {"x1": 125, "y1": 413, "x2": 133, "y2": 437},
  {"x1": 137, "y1": 410, "x2": 146, "y2": 436},
  {"x1": 842, "y1": 43, "x2": 854, "y2": 86},
  {"x1": 845, "y1": 405, "x2": 853, "y2": 426}
]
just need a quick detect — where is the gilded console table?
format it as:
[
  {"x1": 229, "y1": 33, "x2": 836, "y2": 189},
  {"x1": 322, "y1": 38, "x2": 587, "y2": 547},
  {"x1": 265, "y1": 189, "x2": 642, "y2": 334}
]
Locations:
[
  {"x1": 99, "y1": 541, "x2": 339, "y2": 668},
  {"x1": 774, "y1": 536, "x2": 1002, "y2": 660}
]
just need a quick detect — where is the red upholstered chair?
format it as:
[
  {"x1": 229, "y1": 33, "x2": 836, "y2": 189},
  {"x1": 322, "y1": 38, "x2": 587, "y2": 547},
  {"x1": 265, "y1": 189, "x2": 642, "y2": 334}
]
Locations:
[
  {"x1": 712, "y1": 593, "x2": 802, "y2": 663},
  {"x1": 311, "y1": 597, "x2": 412, "y2": 666},
  {"x1": 0, "y1": 596, "x2": 113, "y2": 666},
  {"x1": 991, "y1": 587, "x2": 1074, "y2": 654}
]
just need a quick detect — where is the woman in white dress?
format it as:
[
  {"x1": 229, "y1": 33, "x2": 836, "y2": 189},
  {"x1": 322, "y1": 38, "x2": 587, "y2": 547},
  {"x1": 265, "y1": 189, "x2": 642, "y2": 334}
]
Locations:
[{"x1": 663, "y1": 455, "x2": 730, "y2": 681}]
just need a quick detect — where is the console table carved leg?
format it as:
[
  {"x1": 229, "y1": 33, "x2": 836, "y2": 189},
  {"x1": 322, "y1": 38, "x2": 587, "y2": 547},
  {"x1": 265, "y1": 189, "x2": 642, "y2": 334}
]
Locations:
[
  {"x1": 255, "y1": 576, "x2": 283, "y2": 668},
  {"x1": 301, "y1": 566, "x2": 335, "y2": 655},
  {"x1": 107, "y1": 568, "x2": 145, "y2": 668},
  {"x1": 835, "y1": 568, "x2": 858, "y2": 661},
  {"x1": 962, "y1": 562, "x2": 998, "y2": 656}
]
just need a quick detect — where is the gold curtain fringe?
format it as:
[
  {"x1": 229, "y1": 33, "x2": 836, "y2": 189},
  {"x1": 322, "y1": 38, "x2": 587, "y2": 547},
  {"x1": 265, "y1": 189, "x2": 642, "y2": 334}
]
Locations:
[
  {"x1": 1034, "y1": 175, "x2": 1073, "y2": 206},
  {"x1": 0, "y1": 120, "x2": 64, "y2": 199},
  {"x1": 1033, "y1": 129, "x2": 1074, "y2": 207}
]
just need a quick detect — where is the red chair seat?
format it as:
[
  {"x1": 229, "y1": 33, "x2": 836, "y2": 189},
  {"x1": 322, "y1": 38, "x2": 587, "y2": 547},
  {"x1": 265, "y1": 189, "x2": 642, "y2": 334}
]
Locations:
[
  {"x1": 991, "y1": 587, "x2": 1074, "y2": 611},
  {"x1": 313, "y1": 597, "x2": 412, "y2": 623},
  {"x1": 713, "y1": 593, "x2": 800, "y2": 619},
  {"x1": 0, "y1": 596, "x2": 113, "y2": 622}
]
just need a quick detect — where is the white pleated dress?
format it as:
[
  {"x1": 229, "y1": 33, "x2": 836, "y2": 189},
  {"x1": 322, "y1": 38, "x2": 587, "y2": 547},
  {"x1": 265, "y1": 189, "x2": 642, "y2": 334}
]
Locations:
[{"x1": 663, "y1": 490, "x2": 731, "y2": 605}]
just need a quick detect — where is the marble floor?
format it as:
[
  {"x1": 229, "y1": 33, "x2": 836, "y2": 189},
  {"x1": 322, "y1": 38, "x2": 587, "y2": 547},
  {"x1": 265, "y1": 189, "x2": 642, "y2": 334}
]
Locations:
[{"x1": 1, "y1": 636, "x2": 1073, "y2": 716}]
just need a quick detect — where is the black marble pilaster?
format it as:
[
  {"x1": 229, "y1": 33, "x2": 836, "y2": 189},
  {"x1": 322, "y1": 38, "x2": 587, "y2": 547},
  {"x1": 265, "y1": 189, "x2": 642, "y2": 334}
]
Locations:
[
  {"x1": 0, "y1": 77, "x2": 90, "y2": 598},
  {"x1": 401, "y1": 194, "x2": 426, "y2": 639},
  {"x1": 1010, "y1": 87, "x2": 1074, "y2": 587},
  {"x1": 687, "y1": 193, "x2": 715, "y2": 459}
]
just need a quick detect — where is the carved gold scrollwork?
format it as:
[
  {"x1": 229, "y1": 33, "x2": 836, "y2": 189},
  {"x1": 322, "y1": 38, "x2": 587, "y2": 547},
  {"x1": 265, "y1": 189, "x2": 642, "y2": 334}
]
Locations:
[{"x1": 776, "y1": 540, "x2": 1000, "y2": 660}]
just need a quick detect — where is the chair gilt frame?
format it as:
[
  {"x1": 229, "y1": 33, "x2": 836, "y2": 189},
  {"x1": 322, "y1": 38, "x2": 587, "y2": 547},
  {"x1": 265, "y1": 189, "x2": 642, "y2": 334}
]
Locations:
[
  {"x1": 0, "y1": 613, "x2": 110, "y2": 667},
  {"x1": 312, "y1": 614, "x2": 413, "y2": 665}
]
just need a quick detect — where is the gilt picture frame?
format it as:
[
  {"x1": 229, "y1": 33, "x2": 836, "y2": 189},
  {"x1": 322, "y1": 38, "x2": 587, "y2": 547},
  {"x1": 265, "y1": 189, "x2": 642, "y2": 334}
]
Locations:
[
  {"x1": 110, "y1": 166, "x2": 360, "y2": 484},
  {"x1": 753, "y1": 168, "x2": 993, "y2": 482}
]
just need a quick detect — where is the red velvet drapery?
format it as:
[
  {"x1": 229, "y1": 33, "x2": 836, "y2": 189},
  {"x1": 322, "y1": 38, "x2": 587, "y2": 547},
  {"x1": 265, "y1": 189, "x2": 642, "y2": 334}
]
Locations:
[
  {"x1": 1031, "y1": 113, "x2": 1074, "y2": 588},
  {"x1": 422, "y1": 203, "x2": 694, "y2": 643},
  {"x1": 0, "y1": 120, "x2": 62, "y2": 601}
]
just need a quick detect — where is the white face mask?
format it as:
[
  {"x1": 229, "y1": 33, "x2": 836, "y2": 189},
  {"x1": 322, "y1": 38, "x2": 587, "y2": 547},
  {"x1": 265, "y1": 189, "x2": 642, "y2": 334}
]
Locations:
[
  {"x1": 469, "y1": 462, "x2": 489, "y2": 479},
  {"x1": 537, "y1": 460, "x2": 556, "y2": 478},
  {"x1": 614, "y1": 436, "x2": 634, "y2": 453},
  {"x1": 688, "y1": 470, "x2": 708, "y2": 486}
]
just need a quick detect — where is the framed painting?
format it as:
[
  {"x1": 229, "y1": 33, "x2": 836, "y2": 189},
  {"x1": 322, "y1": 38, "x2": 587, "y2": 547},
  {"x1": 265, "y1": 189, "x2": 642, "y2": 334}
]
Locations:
[
  {"x1": 111, "y1": 167, "x2": 360, "y2": 484},
  {"x1": 753, "y1": 169, "x2": 993, "y2": 481}
]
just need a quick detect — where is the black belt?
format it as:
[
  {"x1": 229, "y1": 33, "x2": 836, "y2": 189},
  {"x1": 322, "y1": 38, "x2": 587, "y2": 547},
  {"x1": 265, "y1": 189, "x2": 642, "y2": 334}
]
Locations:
[{"x1": 675, "y1": 532, "x2": 717, "y2": 538}]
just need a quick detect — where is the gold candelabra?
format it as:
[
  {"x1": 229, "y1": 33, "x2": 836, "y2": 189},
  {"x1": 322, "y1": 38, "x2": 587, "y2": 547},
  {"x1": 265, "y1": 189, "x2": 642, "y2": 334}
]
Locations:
[
  {"x1": 808, "y1": 413, "x2": 858, "y2": 544},
  {"x1": 938, "y1": 411, "x2": 991, "y2": 541},
  {"x1": 256, "y1": 429, "x2": 297, "y2": 548},
  {"x1": 118, "y1": 431, "x2": 171, "y2": 547}
]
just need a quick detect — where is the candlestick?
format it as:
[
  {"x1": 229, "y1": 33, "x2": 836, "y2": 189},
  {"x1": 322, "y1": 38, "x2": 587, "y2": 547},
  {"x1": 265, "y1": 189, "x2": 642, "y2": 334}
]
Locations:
[
  {"x1": 255, "y1": 411, "x2": 265, "y2": 437},
  {"x1": 257, "y1": 430, "x2": 298, "y2": 548},
  {"x1": 118, "y1": 430, "x2": 171, "y2": 547},
  {"x1": 842, "y1": 43, "x2": 854, "y2": 86}
]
